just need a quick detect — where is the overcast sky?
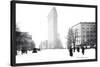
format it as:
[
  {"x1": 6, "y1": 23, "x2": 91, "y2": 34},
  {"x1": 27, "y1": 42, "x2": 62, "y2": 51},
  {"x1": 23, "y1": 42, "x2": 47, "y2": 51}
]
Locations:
[{"x1": 16, "y1": 3, "x2": 95, "y2": 48}]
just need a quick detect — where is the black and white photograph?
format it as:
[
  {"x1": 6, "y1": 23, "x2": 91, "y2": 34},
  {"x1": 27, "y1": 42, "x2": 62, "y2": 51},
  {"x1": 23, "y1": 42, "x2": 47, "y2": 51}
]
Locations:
[{"x1": 11, "y1": 0, "x2": 97, "y2": 65}]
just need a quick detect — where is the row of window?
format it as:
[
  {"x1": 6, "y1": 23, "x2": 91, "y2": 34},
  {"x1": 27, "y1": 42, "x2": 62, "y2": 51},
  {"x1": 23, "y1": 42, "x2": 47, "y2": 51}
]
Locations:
[
  {"x1": 86, "y1": 35, "x2": 96, "y2": 37},
  {"x1": 82, "y1": 24, "x2": 95, "y2": 27},
  {"x1": 76, "y1": 39, "x2": 96, "y2": 43},
  {"x1": 75, "y1": 34, "x2": 96, "y2": 38},
  {"x1": 82, "y1": 31, "x2": 96, "y2": 33},
  {"x1": 82, "y1": 28, "x2": 96, "y2": 31}
]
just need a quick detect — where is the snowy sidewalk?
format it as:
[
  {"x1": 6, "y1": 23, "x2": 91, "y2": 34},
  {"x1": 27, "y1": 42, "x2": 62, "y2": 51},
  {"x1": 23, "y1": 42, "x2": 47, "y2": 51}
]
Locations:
[{"x1": 16, "y1": 49, "x2": 95, "y2": 63}]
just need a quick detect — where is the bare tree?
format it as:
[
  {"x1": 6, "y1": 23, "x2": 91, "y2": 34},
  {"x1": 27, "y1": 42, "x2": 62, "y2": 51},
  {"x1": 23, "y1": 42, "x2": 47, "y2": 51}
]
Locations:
[
  {"x1": 67, "y1": 28, "x2": 77, "y2": 51},
  {"x1": 73, "y1": 29, "x2": 77, "y2": 52},
  {"x1": 67, "y1": 28, "x2": 74, "y2": 49}
]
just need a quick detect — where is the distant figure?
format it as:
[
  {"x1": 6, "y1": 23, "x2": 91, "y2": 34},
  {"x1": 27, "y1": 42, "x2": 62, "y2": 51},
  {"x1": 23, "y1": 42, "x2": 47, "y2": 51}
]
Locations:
[
  {"x1": 69, "y1": 47, "x2": 73, "y2": 57},
  {"x1": 32, "y1": 48, "x2": 37, "y2": 53},
  {"x1": 73, "y1": 47, "x2": 75, "y2": 52},
  {"x1": 21, "y1": 49, "x2": 27, "y2": 54},
  {"x1": 81, "y1": 47, "x2": 85, "y2": 55},
  {"x1": 21, "y1": 47, "x2": 27, "y2": 54},
  {"x1": 37, "y1": 48, "x2": 40, "y2": 51},
  {"x1": 77, "y1": 47, "x2": 80, "y2": 52}
]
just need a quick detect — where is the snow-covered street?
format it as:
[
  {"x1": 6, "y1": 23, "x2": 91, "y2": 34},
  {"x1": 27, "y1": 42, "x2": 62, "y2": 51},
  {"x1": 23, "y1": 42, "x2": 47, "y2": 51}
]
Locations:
[{"x1": 16, "y1": 49, "x2": 95, "y2": 63}]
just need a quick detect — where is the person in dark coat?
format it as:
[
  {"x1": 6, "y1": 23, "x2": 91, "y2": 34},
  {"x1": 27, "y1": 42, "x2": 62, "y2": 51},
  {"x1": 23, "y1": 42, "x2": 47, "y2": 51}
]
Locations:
[
  {"x1": 77, "y1": 47, "x2": 80, "y2": 52},
  {"x1": 21, "y1": 47, "x2": 27, "y2": 54},
  {"x1": 32, "y1": 48, "x2": 37, "y2": 53},
  {"x1": 69, "y1": 47, "x2": 73, "y2": 57},
  {"x1": 81, "y1": 47, "x2": 85, "y2": 55}
]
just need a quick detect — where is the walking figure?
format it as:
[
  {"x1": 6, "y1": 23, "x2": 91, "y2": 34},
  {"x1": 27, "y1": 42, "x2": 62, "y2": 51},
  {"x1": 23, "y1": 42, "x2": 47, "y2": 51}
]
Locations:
[
  {"x1": 21, "y1": 47, "x2": 27, "y2": 54},
  {"x1": 32, "y1": 48, "x2": 37, "y2": 53},
  {"x1": 81, "y1": 47, "x2": 85, "y2": 55},
  {"x1": 73, "y1": 47, "x2": 75, "y2": 52},
  {"x1": 69, "y1": 47, "x2": 73, "y2": 57},
  {"x1": 77, "y1": 47, "x2": 80, "y2": 52}
]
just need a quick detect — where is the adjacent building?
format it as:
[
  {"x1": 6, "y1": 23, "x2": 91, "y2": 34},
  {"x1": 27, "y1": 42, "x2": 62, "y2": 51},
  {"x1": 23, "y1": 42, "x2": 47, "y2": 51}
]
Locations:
[{"x1": 72, "y1": 22, "x2": 96, "y2": 47}]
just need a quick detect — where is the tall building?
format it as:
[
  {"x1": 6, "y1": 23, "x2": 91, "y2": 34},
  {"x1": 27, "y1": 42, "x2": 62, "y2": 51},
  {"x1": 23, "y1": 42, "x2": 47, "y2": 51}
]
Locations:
[
  {"x1": 39, "y1": 7, "x2": 63, "y2": 49},
  {"x1": 48, "y1": 7, "x2": 58, "y2": 48},
  {"x1": 72, "y1": 22, "x2": 96, "y2": 47}
]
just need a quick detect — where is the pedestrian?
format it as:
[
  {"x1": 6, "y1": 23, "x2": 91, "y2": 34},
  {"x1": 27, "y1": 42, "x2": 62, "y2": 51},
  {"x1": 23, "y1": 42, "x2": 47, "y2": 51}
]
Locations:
[
  {"x1": 69, "y1": 47, "x2": 73, "y2": 57},
  {"x1": 25, "y1": 50, "x2": 27, "y2": 54},
  {"x1": 73, "y1": 47, "x2": 75, "y2": 52},
  {"x1": 82, "y1": 47, "x2": 85, "y2": 55},
  {"x1": 77, "y1": 47, "x2": 80, "y2": 52},
  {"x1": 32, "y1": 48, "x2": 37, "y2": 53}
]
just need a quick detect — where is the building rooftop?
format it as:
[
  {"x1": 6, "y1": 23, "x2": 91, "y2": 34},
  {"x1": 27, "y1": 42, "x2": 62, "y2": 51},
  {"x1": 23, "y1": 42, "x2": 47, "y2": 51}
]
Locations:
[
  {"x1": 48, "y1": 7, "x2": 57, "y2": 18},
  {"x1": 72, "y1": 22, "x2": 95, "y2": 28}
]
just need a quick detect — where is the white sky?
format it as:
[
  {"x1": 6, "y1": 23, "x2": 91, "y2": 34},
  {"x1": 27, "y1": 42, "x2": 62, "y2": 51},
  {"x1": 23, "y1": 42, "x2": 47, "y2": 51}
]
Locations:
[{"x1": 16, "y1": 3, "x2": 95, "y2": 48}]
